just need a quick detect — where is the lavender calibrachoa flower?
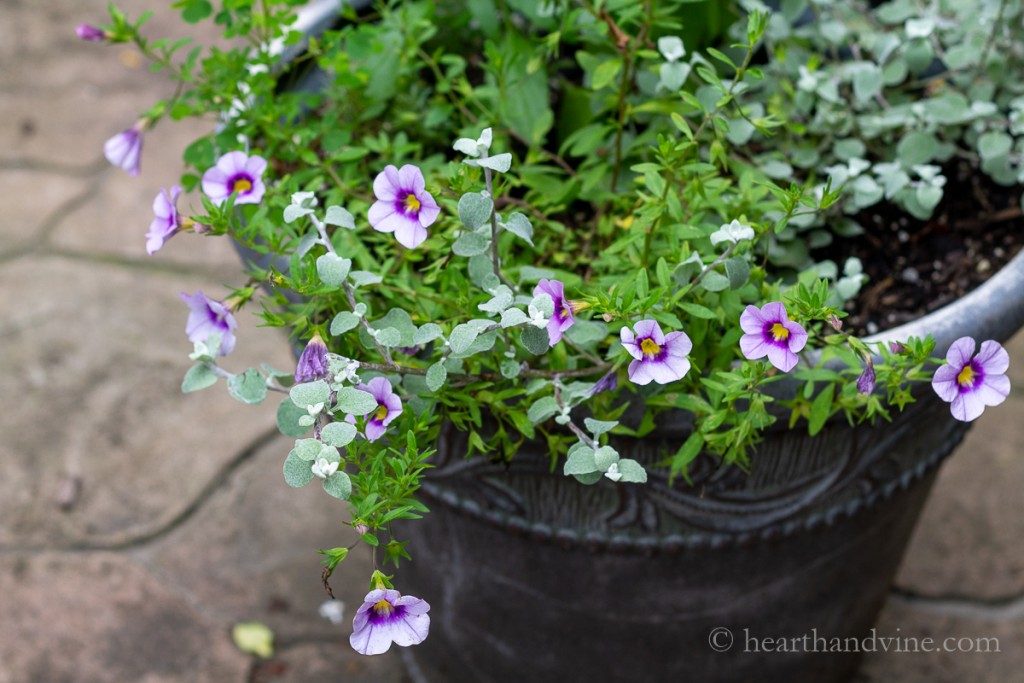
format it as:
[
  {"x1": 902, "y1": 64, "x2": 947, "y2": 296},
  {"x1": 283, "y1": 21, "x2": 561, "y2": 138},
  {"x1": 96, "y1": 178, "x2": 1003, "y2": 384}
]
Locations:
[
  {"x1": 739, "y1": 302, "x2": 808, "y2": 373},
  {"x1": 368, "y1": 164, "x2": 440, "y2": 249},
  {"x1": 931, "y1": 337, "x2": 1010, "y2": 422},
  {"x1": 180, "y1": 291, "x2": 237, "y2": 356},
  {"x1": 355, "y1": 377, "x2": 403, "y2": 442},
  {"x1": 201, "y1": 151, "x2": 267, "y2": 206},
  {"x1": 350, "y1": 586, "x2": 430, "y2": 655},
  {"x1": 533, "y1": 279, "x2": 575, "y2": 346},
  {"x1": 146, "y1": 185, "x2": 182, "y2": 254},
  {"x1": 620, "y1": 320, "x2": 692, "y2": 385},
  {"x1": 294, "y1": 333, "x2": 329, "y2": 384},
  {"x1": 103, "y1": 122, "x2": 145, "y2": 176}
]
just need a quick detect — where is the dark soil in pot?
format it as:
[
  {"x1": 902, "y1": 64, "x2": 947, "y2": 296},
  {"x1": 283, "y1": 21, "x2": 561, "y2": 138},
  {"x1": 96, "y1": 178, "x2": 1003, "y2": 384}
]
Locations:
[{"x1": 817, "y1": 164, "x2": 1023, "y2": 336}]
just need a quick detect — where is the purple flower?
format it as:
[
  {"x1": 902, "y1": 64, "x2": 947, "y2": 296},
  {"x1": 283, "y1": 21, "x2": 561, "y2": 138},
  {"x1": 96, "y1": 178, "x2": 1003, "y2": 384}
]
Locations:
[
  {"x1": 146, "y1": 185, "x2": 182, "y2": 254},
  {"x1": 350, "y1": 588, "x2": 430, "y2": 656},
  {"x1": 931, "y1": 337, "x2": 1010, "y2": 422},
  {"x1": 294, "y1": 333, "x2": 329, "y2": 384},
  {"x1": 76, "y1": 23, "x2": 107, "y2": 42},
  {"x1": 620, "y1": 320, "x2": 692, "y2": 385},
  {"x1": 368, "y1": 164, "x2": 440, "y2": 249},
  {"x1": 201, "y1": 151, "x2": 267, "y2": 206},
  {"x1": 857, "y1": 361, "x2": 876, "y2": 395},
  {"x1": 180, "y1": 291, "x2": 237, "y2": 356},
  {"x1": 739, "y1": 302, "x2": 808, "y2": 373},
  {"x1": 533, "y1": 279, "x2": 575, "y2": 346},
  {"x1": 103, "y1": 123, "x2": 144, "y2": 176},
  {"x1": 354, "y1": 377, "x2": 403, "y2": 442}
]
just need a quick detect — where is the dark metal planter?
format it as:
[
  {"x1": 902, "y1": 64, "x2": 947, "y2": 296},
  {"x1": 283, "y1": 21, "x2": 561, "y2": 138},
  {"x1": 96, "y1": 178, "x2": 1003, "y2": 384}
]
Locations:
[{"x1": 396, "y1": 248, "x2": 1024, "y2": 683}]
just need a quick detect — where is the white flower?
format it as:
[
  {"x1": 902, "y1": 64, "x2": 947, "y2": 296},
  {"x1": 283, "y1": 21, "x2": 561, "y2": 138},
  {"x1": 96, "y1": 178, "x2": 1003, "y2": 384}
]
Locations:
[
  {"x1": 604, "y1": 462, "x2": 623, "y2": 482},
  {"x1": 319, "y1": 599, "x2": 345, "y2": 625},
  {"x1": 311, "y1": 457, "x2": 338, "y2": 480},
  {"x1": 710, "y1": 219, "x2": 756, "y2": 246},
  {"x1": 453, "y1": 127, "x2": 493, "y2": 158}
]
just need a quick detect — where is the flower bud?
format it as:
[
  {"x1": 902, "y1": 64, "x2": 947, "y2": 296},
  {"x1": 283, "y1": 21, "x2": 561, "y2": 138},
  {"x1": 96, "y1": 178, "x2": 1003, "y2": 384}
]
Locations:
[
  {"x1": 295, "y1": 333, "x2": 330, "y2": 384},
  {"x1": 76, "y1": 23, "x2": 108, "y2": 42},
  {"x1": 889, "y1": 341, "x2": 908, "y2": 355},
  {"x1": 857, "y1": 360, "x2": 876, "y2": 395},
  {"x1": 827, "y1": 314, "x2": 843, "y2": 332}
]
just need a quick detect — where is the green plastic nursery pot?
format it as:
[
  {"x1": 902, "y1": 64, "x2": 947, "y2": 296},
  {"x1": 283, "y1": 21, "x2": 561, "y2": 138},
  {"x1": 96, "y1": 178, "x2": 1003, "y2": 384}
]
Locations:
[{"x1": 395, "y1": 248, "x2": 1024, "y2": 683}]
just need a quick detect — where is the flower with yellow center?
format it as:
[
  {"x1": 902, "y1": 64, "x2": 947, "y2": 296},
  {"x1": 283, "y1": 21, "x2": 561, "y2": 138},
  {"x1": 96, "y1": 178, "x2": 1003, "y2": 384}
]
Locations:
[
  {"x1": 231, "y1": 177, "x2": 253, "y2": 194},
  {"x1": 640, "y1": 338, "x2": 661, "y2": 358},
  {"x1": 770, "y1": 323, "x2": 790, "y2": 342},
  {"x1": 403, "y1": 193, "x2": 421, "y2": 215},
  {"x1": 956, "y1": 364, "x2": 976, "y2": 388}
]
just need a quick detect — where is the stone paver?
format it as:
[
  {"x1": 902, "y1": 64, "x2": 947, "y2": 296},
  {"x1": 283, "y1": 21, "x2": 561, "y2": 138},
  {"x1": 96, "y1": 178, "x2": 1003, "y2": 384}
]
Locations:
[{"x1": 1, "y1": 1, "x2": 1021, "y2": 682}]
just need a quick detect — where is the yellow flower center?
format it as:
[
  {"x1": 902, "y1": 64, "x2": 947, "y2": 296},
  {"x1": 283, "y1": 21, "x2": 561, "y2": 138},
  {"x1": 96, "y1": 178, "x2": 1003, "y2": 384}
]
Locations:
[
  {"x1": 956, "y1": 365, "x2": 976, "y2": 387},
  {"x1": 404, "y1": 193, "x2": 421, "y2": 214},
  {"x1": 231, "y1": 178, "x2": 253, "y2": 193},
  {"x1": 374, "y1": 405, "x2": 389, "y2": 421},
  {"x1": 640, "y1": 338, "x2": 661, "y2": 357},
  {"x1": 373, "y1": 599, "x2": 395, "y2": 617},
  {"x1": 770, "y1": 323, "x2": 790, "y2": 342}
]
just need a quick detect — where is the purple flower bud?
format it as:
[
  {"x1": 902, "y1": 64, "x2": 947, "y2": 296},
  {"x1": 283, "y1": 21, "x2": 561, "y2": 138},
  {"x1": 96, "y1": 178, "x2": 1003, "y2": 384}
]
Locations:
[
  {"x1": 589, "y1": 371, "x2": 618, "y2": 397},
  {"x1": 889, "y1": 341, "x2": 908, "y2": 355},
  {"x1": 294, "y1": 333, "x2": 330, "y2": 384},
  {"x1": 354, "y1": 523, "x2": 369, "y2": 536},
  {"x1": 827, "y1": 314, "x2": 843, "y2": 332},
  {"x1": 857, "y1": 362, "x2": 876, "y2": 395},
  {"x1": 76, "y1": 23, "x2": 107, "y2": 42}
]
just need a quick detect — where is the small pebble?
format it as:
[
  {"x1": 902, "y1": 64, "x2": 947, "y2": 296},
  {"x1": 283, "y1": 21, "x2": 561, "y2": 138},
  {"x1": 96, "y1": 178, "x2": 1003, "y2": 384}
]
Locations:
[{"x1": 901, "y1": 267, "x2": 920, "y2": 283}]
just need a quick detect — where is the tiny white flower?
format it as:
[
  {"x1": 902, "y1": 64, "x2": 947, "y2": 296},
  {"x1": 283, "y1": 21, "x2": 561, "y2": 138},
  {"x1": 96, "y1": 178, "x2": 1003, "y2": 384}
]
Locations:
[
  {"x1": 604, "y1": 462, "x2": 623, "y2": 482},
  {"x1": 188, "y1": 340, "x2": 211, "y2": 361},
  {"x1": 528, "y1": 305, "x2": 549, "y2": 329},
  {"x1": 710, "y1": 219, "x2": 756, "y2": 246},
  {"x1": 311, "y1": 457, "x2": 338, "y2": 480},
  {"x1": 657, "y1": 36, "x2": 686, "y2": 62},
  {"x1": 307, "y1": 402, "x2": 325, "y2": 416},
  {"x1": 453, "y1": 127, "x2": 493, "y2": 158},
  {"x1": 319, "y1": 599, "x2": 345, "y2": 625}
]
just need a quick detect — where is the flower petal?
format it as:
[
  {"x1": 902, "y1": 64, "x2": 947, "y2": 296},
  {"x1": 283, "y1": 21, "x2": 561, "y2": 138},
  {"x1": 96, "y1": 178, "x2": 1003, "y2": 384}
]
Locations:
[
  {"x1": 739, "y1": 305, "x2": 768, "y2": 334},
  {"x1": 368, "y1": 202, "x2": 399, "y2": 233},
  {"x1": 785, "y1": 321, "x2": 808, "y2": 353},
  {"x1": 740, "y1": 333, "x2": 768, "y2": 361},
  {"x1": 394, "y1": 221, "x2": 428, "y2": 249},
  {"x1": 761, "y1": 302, "x2": 789, "y2": 323},
  {"x1": 766, "y1": 344, "x2": 798, "y2": 372},
  {"x1": 620, "y1": 326, "x2": 641, "y2": 360},
  {"x1": 950, "y1": 391, "x2": 985, "y2": 422},
  {"x1": 931, "y1": 365, "x2": 960, "y2": 402},
  {"x1": 397, "y1": 164, "x2": 426, "y2": 194},
  {"x1": 978, "y1": 373, "x2": 1011, "y2": 407},
  {"x1": 945, "y1": 337, "x2": 976, "y2": 369},
  {"x1": 664, "y1": 331, "x2": 693, "y2": 358},
  {"x1": 975, "y1": 340, "x2": 1010, "y2": 376},
  {"x1": 627, "y1": 359, "x2": 654, "y2": 385},
  {"x1": 633, "y1": 319, "x2": 665, "y2": 344},
  {"x1": 373, "y1": 165, "x2": 400, "y2": 201}
]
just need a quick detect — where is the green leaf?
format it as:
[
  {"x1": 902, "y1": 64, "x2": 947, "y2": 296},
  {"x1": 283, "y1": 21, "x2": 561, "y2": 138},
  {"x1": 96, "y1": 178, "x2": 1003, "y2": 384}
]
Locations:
[
  {"x1": 457, "y1": 192, "x2": 493, "y2": 230},
  {"x1": 330, "y1": 311, "x2": 360, "y2": 336},
  {"x1": 808, "y1": 383, "x2": 835, "y2": 436},
  {"x1": 897, "y1": 131, "x2": 938, "y2": 166},
  {"x1": 348, "y1": 271, "x2": 382, "y2": 288},
  {"x1": 175, "y1": 0, "x2": 212, "y2": 24},
  {"x1": 290, "y1": 380, "x2": 330, "y2": 409},
  {"x1": 316, "y1": 253, "x2": 352, "y2": 286},
  {"x1": 276, "y1": 398, "x2": 311, "y2": 438},
  {"x1": 321, "y1": 421, "x2": 358, "y2": 447},
  {"x1": 182, "y1": 363, "x2": 218, "y2": 393},
  {"x1": 414, "y1": 323, "x2": 444, "y2": 345},
  {"x1": 593, "y1": 445, "x2": 620, "y2": 471},
  {"x1": 699, "y1": 270, "x2": 731, "y2": 292},
  {"x1": 616, "y1": 458, "x2": 648, "y2": 483},
  {"x1": 322, "y1": 471, "x2": 353, "y2": 500},
  {"x1": 334, "y1": 387, "x2": 378, "y2": 415},
  {"x1": 452, "y1": 232, "x2": 490, "y2": 257},
  {"x1": 426, "y1": 363, "x2": 447, "y2": 392},
  {"x1": 724, "y1": 257, "x2": 750, "y2": 289},
  {"x1": 449, "y1": 324, "x2": 481, "y2": 354},
  {"x1": 915, "y1": 185, "x2": 943, "y2": 212},
  {"x1": 592, "y1": 58, "x2": 622, "y2": 90},
  {"x1": 283, "y1": 450, "x2": 314, "y2": 488},
  {"x1": 227, "y1": 368, "x2": 267, "y2": 405},
  {"x1": 527, "y1": 396, "x2": 560, "y2": 424},
  {"x1": 563, "y1": 445, "x2": 599, "y2": 475},
  {"x1": 324, "y1": 205, "x2": 355, "y2": 229},
  {"x1": 679, "y1": 302, "x2": 718, "y2": 320},
  {"x1": 584, "y1": 418, "x2": 618, "y2": 437},
  {"x1": 978, "y1": 131, "x2": 1012, "y2": 161},
  {"x1": 503, "y1": 213, "x2": 534, "y2": 245},
  {"x1": 520, "y1": 326, "x2": 550, "y2": 356},
  {"x1": 291, "y1": 438, "x2": 322, "y2": 462}
]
